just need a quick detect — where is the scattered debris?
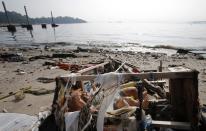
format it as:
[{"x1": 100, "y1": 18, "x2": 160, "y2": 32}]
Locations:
[
  {"x1": 14, "y1": 69, "x2": 26, "y2": 75},
  {"x1": 2, "y1": 108, "x2": 8, "y2": 113},
  {"x1": 0, "y1": 53, "x2": 25, "y2": 62},
  {"x1": 25, "y1": 88, "x2": 54, "y2": 95},
  {"x1": 57, "y1": 63, "x2": 80, "y2": 71}
]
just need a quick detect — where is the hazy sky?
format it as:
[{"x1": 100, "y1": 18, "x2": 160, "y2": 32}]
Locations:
[{"x1": 0, "y1": 0, "x2": 206, "y2": 22}]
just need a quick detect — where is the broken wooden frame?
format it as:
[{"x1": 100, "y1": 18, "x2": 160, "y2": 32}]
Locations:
[{"x1": 57, "y1": 69, "x2": 199, "y2": 130}]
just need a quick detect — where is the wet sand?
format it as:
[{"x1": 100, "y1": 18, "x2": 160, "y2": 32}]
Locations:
[{"x1": 0, "y1": 45, "x2": 206, "y2": 115}]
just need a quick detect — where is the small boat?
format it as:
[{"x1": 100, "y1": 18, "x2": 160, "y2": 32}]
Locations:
[{"x1": 51, "y1": 23, "x2": 59, "y2": 28}]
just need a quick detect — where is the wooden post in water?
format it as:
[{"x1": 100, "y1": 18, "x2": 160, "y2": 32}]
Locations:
[
  {"x1": 51, "y1": 11, "x2": 58, "y2": 28},
  {"x1": 2, "y1": 1, "x2": 16, "y2": 32},
  {"x1": 24, "y1": 6, "x2": 33, "y2": 30},
  {"x1": 51, "y1": 11, "x2": 54, "y2": 25}
]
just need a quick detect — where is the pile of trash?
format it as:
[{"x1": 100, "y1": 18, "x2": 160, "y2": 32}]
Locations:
[{"x1": 1, "y1": 60, "x2": 205, "y2": 131}]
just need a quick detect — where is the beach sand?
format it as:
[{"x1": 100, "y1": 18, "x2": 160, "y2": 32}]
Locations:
[{"x1": 0, "y1": 46, "x2": 206, "y2": 115}]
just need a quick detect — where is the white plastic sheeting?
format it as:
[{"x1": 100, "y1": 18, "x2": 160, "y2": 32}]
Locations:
[
  {"x1": 96, "y1": 72, "x2": 124, "y2": 131},
  {"x1": 0, "y1": 113, "x2": 38, "y2": 131}
]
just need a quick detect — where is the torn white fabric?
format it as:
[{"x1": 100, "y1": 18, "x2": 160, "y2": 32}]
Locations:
[
  {"x1": 96, "y1": 72, "x2": 124, "y2": 131},
  {"x1": 65, "y1": 111, "x2": 80, "y2": 131}
]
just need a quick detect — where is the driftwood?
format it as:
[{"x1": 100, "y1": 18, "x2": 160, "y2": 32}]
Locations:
[
  {"x1": 25, "y1": 88, "x2": 54, "y2": 95},
  {"x1": 0, "y1": 86, "x2": 31, "y2": 100},
  {"x1": 143, "y1": 79, "x2": 166, "y2": 98},
  {"x1": 52, "y1": 53, "x2": 77, "y2": 58}
]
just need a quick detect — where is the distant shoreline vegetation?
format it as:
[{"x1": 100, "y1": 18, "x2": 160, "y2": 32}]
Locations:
[{"x1": 0, "y1": 11, "x2": 87, "y2": 24}]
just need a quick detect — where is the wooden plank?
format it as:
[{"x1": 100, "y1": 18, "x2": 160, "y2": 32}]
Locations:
[
  {"x1": 152, "y1": 120, "x2": 191, "y2": 130},
  {"x1": 169, "y1": 79, "x2": 187, "y2": 121},
  {"x1": 169, "y1": 71, "x2": 199, "y2": 129},
  {"x1": 77, "y1": 61, "x2": 109, "y2": 75},
  {"x1": 60, "y1": 71, "x2": 197, "y2": 81}
]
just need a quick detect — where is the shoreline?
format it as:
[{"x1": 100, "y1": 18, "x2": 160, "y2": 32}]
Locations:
[{"x1": 1, "y1": 41, "x2": 206, "y2": 59}]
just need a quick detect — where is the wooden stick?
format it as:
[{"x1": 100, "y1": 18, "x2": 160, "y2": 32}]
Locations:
[
  {"x1": 143, "y1": 79, "x2": 166, "y2": 98},
  {"x1": 60, "y1": 70, "x2": 197, "y2": 82},
  {"x1": 78, "y1": 61, "x2": 109, "y2": 75},
  {"x1": 115, "y1": 61, "x2": 126, "y2": 72}
]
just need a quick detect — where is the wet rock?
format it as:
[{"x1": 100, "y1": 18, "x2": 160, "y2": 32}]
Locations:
[
  {"x1": 177, "y1": 49, "x2": 189, "y2": 54},
  {"x1": 0, "y1": 53, "x2": 25, "y2": 62}
]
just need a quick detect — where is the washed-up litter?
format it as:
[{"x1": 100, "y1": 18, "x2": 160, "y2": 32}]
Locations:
[
  {"x1": 16, "y1": 71, "x2": 26, "y2": 75},
  {"x1": 50, "y1": 66, "x2": 59, "y2": 70},
  {"x1": 43, "y1": 61, "x2": 81, "y2": 72},
  {"x1": 1, "y1": 59, "x2": 204, "y2": 131},
  {"x1": 14, "y1": 69, "x2": 26, "y2": 75},
  {"x1": 37, "y1": 77, "x2": 55, "y2": 83},
  {"x1": 57, "y1": 63, "x2": 80, "y2": 71}
]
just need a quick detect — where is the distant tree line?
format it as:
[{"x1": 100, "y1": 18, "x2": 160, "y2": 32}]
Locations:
[{"x1": 0, "y1": 11, "x2": 86, "y2": 24}]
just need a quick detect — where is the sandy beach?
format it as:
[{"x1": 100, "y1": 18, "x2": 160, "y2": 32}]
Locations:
[{"x1": 0, "y1": 45, "x2": 206, "y2": 115}]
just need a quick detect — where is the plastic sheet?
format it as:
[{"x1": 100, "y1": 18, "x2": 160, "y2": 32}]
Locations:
[
  {"x1": 0, "y1": 113, "x2": 38, "y2": 131},
  {"x1": 65, "y1": 111, "x2": 79, "y2": 131}
]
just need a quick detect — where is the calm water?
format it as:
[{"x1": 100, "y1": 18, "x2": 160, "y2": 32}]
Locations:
[{"x1": 0, "y1": 22, "x2": 206, "y2": 50}]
